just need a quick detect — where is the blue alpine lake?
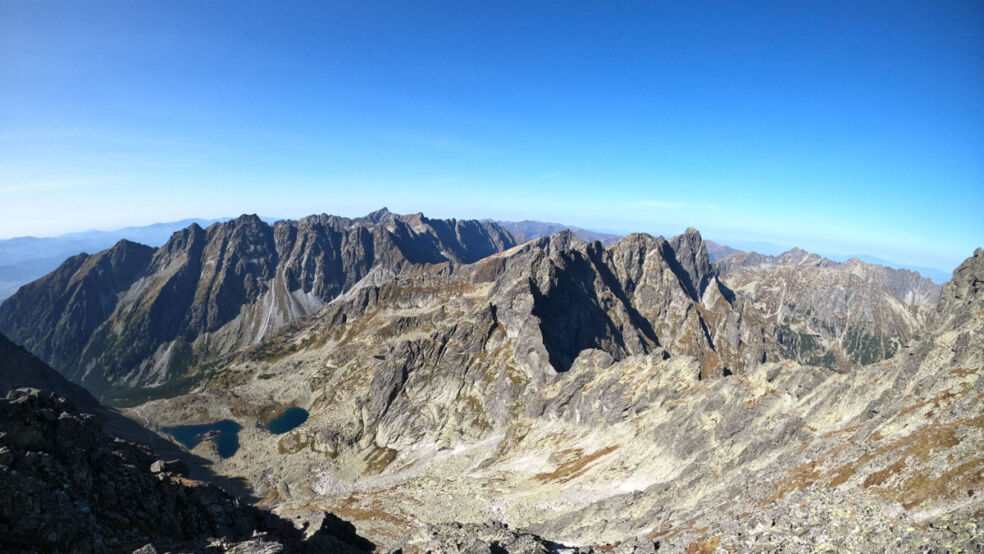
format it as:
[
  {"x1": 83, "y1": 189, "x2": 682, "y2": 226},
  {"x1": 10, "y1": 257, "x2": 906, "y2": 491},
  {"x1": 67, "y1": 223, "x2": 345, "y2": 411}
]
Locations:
[
  {"x1": 267, "y1": 407, "x2": 309, "y2": 434},
  {"x1": 161, "y1": 420, "x2": 242, "y2": 458}
]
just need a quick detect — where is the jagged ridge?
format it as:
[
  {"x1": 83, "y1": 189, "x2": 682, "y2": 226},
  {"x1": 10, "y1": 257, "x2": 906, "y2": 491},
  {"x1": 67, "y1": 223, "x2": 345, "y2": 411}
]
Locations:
[{"x1": 0, "y1": 210, "x2": 517, "y2": 396}]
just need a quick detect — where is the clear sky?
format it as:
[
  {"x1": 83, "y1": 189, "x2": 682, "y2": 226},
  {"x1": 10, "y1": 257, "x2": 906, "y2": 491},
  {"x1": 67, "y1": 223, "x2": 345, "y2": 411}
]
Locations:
[{"x1": 1, "y1": 1, "x2": 981, "y2": 271}]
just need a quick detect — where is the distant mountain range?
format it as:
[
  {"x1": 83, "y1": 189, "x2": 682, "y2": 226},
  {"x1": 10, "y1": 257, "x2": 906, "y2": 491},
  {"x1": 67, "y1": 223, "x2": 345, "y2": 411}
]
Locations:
[
  {"x1": 0, "y1": 208, "x2": 515, "y2": 396},
  {"x1": 491, "y1": 219, "x2": 622, "y2": 245},
  {"x1": 0, "y1": 215, "x2": 951, "y2": 303}
]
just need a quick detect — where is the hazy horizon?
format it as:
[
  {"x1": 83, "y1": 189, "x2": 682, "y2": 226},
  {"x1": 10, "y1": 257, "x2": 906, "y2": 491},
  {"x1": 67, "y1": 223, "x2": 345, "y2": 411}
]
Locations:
[{"x1": 2, "y1": 2, "x2": 981, "y2": 271}]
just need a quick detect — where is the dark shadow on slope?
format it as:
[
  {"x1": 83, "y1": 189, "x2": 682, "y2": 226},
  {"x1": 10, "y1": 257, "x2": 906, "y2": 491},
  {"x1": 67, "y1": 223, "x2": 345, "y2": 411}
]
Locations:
[
  {"x1": 530, "y1": 253, "x2": 629, "y2": 373},
  {"x1": 586, "y1": 246, "x2": 661, "y2": 350},
  {"x1": 660, "y1": 240, "x2": 703, "y2": 302}
]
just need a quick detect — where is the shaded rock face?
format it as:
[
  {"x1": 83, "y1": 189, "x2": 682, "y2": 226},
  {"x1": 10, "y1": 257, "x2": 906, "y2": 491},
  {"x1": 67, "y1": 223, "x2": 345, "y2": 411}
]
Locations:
[
  {"x1": 474, "y1": 229, "x2": 769, "y2": 377},
  {"x1": 529, "y1": 244, "x2": 652, "y2": 373},
  {"x1": 0, "y1": 388, "x2": 373, "y2": 554},
  {"x1": 0, "y1": 210, "x2": 517, "y2": 395}
]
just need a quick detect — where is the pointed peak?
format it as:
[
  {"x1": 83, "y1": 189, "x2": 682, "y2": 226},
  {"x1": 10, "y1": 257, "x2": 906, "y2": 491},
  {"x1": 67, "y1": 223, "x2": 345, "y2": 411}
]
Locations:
[
  {"x1": 777, "y1": 247, "x2": 811, "y2": 261},
  {"x1": 551, "y1": 228, "x2": 583, "y2": 244},
  {"x1": 110, "y1": 238, "x2": 138, "y2": 248},
  {"x1": 525, "y1": 228, "x2": 587, "y2": 254},
  {"x1": 363, "y1": 207, "x2": 395, "y2": 223},
  {"x1": 671, "y1": 227, "x2": 705, "y2": 247},
  {"x1": 231, "y1": 213, "x2": 262, "y2": 225},
  {"x1": 106, "y1": 238, "x2": 153, "y2": 254},
  {"x1": 615, "y1": 232, "x2": 662, "y2": 249}
]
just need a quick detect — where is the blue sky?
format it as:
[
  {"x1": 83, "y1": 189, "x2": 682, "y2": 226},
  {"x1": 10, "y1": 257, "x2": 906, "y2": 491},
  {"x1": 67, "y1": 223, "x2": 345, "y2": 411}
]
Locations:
[{"x1": 1, "y1": 1, "x2": 981, "y2": 271}]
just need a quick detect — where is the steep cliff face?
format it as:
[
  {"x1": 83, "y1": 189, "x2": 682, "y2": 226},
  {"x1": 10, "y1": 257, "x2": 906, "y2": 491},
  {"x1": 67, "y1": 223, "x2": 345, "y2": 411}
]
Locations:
[
  {"x1": 0, "y1": 210, "x2": 517, "y2": 396},
  {"x1": 938, "y1": 247, "x2": 984, "y2": 325},
  {"x1": 469, "y1": 229, "x2": 770, "y2": 378},
  {"x1": 715, "y1": 247, "x2": 942, "y2": 368}
]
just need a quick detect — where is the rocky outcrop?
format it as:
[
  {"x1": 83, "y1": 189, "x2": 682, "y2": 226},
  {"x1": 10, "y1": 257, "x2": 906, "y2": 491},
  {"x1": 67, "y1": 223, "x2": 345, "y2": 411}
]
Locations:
[
  {"x1": 0, "y1": 210, "x2": 517, "y2": 396},
  {"x1": 938, "y1": 247, "x2": 984, "y2": 322}
]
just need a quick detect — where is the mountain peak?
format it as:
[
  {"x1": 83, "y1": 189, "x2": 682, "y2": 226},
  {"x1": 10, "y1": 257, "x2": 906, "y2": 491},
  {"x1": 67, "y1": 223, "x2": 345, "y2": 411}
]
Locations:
[
  {"x1": 227, "y1": 213, "x2": 264, "y2": 227},
  {"x1": 548, "y1": 228, "x2": 587, "y2": 251},
  {"x1": 940, "y1": 246, "x2": 984, "y2": 314},
  {"x1": 363, "y1": 207, "x2": 394, "y2": 223},
  {"x1": 667, "y1": 227, "x2": 714, "y2": 300},
  {"x1": 107, "y1": 238, "x2": 151, "y2": 252},
  {"x1": 0, "y1": 209, "x2": 518, "y2": 393}
]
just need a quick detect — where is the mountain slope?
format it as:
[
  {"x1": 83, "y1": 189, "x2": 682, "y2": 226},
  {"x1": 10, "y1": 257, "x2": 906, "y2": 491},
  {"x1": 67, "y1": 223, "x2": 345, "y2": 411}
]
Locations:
[
  {"x1": 704, "y1": 239, "x2": 740, "y2": 261},
  {"x1": 715, "y1": 247, "x2": 942, "y2": 368},
  {"x1": 0, "y1": 240, "x2": 156, "y2": 383}
]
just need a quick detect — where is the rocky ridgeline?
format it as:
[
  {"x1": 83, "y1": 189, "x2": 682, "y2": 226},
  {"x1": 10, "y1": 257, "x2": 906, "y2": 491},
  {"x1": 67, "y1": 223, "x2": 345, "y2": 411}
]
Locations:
[
  {"x1": 0, "y1": 209, "x2": 516, "y2": 397},
  {"x1": 0, "y1": 388, "x2": 373, "y2": 553},
  {"x1": 0, "y1": 209, "x2": 947, "y2": 398}
]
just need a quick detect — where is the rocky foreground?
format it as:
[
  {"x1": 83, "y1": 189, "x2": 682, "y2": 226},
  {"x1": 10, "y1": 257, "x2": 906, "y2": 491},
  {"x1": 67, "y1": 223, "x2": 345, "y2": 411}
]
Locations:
[{"x1": 0, "y1": 386, "x2": 374, "y2": 553}]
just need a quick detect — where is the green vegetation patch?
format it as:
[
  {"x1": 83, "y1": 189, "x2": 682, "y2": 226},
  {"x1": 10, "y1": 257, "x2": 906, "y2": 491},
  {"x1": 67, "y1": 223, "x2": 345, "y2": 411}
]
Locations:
[{"x1": 101, "y1": 372, "x2": 207, "y2": 408}]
